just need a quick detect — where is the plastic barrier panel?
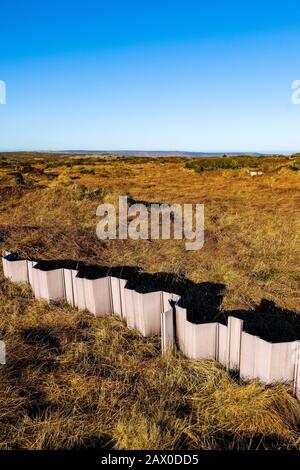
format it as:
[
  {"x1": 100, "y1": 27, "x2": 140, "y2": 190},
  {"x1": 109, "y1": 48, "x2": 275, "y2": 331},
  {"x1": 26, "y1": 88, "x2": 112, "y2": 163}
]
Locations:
[
  {"x1": 63, "y1": 269, "x2": 78, "y2": 306},
  {"x1": 84, "y1": 277, "x2": 112, "y2": 316},
  {"x1": 217, "y1": 323, "x2": 228, "y2": 367},
  {"x1": 124, "y1": 289, "x2": 162, "y2": 336},
  {"x1": 73, "y1": 275, "x2": 86, "y2": 310},
  {"x1": 294, "y1": 342, "x2": 300, "y2": 400},
  {"x1": 27, "y1": 261, "x2": 37, "y2": 289},
  {"x1": 110, "y1": 276, "x2": 123, "y2": 316},
  {"x1": 240, "y1": 331, "x2": 256, "y2": 381},
  {"x1": 161, "y1": 308, "x2": 175, "y2": 353},
  {"x1": 227, "y1": 316, "x2": 243, "y2": 371},
  {"x1": 268, "y1": 341, "x2": 297, "y2": 384},
  {"x1": 2, "y1": 255, "x2": 28, "y2": 284},
  {"x1": 32, "y1": 267, "x2": 65, "y2": 302}
]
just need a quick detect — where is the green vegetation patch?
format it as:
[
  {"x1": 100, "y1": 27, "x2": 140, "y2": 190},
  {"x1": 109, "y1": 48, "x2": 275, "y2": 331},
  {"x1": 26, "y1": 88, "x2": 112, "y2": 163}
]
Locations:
[{"x1": 185, "y1": 155, "x2": 287, "y2": 173}]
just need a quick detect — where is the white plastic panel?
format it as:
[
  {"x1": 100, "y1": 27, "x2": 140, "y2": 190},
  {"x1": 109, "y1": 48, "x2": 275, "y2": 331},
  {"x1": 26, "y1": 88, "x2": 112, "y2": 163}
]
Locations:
[
  {"x1": 240, "y1": 331, "x2": 256, "y2": 381},
  {"x1": 294, "y1": 342, "x2": 300, "y2": 400},
  {"x1": 227, "y1": 316, "x2": 243, "y2": 371},
  {"x1": 46, "y1": 269, "x2": 65, "y2": 301},
  {"x1": 73, "y1": 275, "x2": 86, "y2": 310},
  {"x1": 33, "y1": 268, "x2": 65, "y2": 302},
  {"x1": 175, "y1": 305, "x2": 187, "y2": 353},
  {"x1": 2, "y1": 256, "x2": 8, "y2": 278},
  {"x1": 268, "y1": 341, "x2": 297, "y2": 384},
  {"x1": 140, "y1": 291, "x2": 162, "y2": 337},
  {"x1": 253, "y1": 336, "x2": 271, "y2": 383},
  {"x1": 63, "y1": 269, "x2": 78, "y2": 306},
  {"x1": 84, "y1": 277, "x2": 112, "y2": 316},
  {"x1": 110, "y1": 276, "x2": 122, "y2": 316},
  {"x1": 162, "y1": 291, "x2": 173, "y2": 312},
  {"x1": 190, "y1": 323, "x2": 218, "y2": 360},
  {"x1": 175, "y1": 305, "x2": 218, "y2": 360},
  {"x1": 27, "y1": 261, "x2": 37, "y2": 289},
  {"x1": 161, "y1": 308, "x2": 175, "y2": 353},
  {"x1": 218, "y1": 323, "x2": 228, "y2": 367},
  {"x1": 32, "y1": 266, "x2": 41, "y2": 299},
  {"x1": 2, "y1": 257, "x2": 28, "y2": 284},
  {"x1": 119, "y1": 279, "x2": 127, "y2": 319},
  {"x1": 124, "y1": 288, "x2": 135, "y2": 328}
]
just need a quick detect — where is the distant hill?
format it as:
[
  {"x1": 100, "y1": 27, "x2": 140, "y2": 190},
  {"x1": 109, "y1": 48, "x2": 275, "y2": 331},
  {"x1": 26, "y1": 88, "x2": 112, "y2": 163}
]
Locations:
[
  {"x1": 0, "y1": 150, "x2": 293, "y2": 159},
  {"x1": 59, "y1": 150, "x2": 270, "y2": 157}
]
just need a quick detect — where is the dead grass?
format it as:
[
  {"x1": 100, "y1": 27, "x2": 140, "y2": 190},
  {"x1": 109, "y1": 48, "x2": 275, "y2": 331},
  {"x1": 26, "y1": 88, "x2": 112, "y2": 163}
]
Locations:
[
  {"x1": 0, "y1": 274, "x2": 299, "y2": 450},
  {"x1": 0, "y1": 154, "x2": 299, "y2": 310},
  {"x1": 0, "y1": 153, "x2": 299, "y2": 449}
]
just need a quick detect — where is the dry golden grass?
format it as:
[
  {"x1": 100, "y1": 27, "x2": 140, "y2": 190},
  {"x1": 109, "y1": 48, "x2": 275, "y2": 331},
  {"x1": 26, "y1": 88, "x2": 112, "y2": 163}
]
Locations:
[
  {"x1": 0, "y1": 153, "x2": 299, "y2": 449},
  {"x1": 0, "y1": 273, "x2": 300, "y2": 450},
  {"x1": 0, "y1": 154, "x2": 299, "y2": 311}
]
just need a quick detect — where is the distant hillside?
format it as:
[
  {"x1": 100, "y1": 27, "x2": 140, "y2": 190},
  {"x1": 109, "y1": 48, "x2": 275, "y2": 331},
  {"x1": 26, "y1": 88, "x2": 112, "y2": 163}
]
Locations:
[
  {"x1": 60, "y1": 150, "x2": 268, "y2": 157},
  {"x1": 0, "y1": 150, "x2": 293, "y2": 160}
]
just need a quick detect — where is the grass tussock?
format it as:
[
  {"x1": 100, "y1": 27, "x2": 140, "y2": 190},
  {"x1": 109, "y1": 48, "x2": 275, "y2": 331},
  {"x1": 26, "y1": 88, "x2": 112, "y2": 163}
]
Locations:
[{"x1": 0, "y1": 274, "x2": 300, "y2": 450}]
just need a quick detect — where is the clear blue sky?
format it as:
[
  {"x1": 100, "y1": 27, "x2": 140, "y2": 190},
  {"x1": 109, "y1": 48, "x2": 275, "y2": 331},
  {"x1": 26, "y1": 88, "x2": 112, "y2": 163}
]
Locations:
[{"x1": 0, "y1": 0, "x2": 300, "y2": 152}]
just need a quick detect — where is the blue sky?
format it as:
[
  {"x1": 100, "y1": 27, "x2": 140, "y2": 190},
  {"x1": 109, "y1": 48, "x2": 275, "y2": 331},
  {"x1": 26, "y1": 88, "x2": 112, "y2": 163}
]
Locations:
[{"x1": 0, "y1": 0, "x2": 300, "y2": 152}]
